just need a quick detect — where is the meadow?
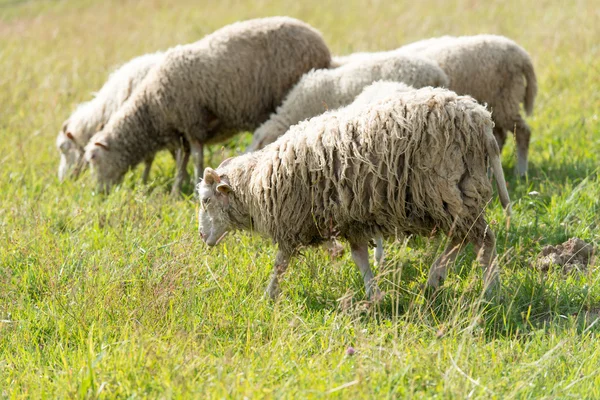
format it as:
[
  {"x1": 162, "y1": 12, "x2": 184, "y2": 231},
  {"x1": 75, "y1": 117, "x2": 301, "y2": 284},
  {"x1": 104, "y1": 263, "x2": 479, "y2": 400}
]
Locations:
[{"x1": 1, "y1": 0, "x2": 600, "y2": 397}]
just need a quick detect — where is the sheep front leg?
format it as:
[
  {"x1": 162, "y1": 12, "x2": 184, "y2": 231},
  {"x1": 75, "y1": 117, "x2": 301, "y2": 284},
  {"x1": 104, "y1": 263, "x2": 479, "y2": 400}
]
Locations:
[
  {"x1": 350, "y1": 241, "x2": 382, "y2": 301},
  {"x1": 171, "y1": 147, "x2": 190, "y2": 196},
  {"x1": 141, "y1": 154, "x2": 155, "y2": 184},
  {"x1": 265, "y1": 250, "x2": 291, "y2": 300},
  {"x1": 190, "y1": 140, "x2": 204, "y2": 189},
  {"x1": 427, "y1": 237, "x2": 465, "y2": 289},
  {"x1": 493, "y1": 127, "x2": 507, "y2": 152}
]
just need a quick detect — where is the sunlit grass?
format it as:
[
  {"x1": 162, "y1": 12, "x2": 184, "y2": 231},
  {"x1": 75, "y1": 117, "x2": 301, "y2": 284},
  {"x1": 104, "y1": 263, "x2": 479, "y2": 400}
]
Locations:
[{"x1": 1, "y1": 0, "x2": 599, "y2": 397}]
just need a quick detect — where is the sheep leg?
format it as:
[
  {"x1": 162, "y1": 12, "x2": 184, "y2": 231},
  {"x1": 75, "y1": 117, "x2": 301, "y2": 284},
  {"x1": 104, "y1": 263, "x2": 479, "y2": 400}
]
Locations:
[
  {"x1": 513, "y1": 118, "x2": 532, "y2": 177},
  {"x1": 374, "y1": 236, "x2": 384, "y2": 267},
  {"x1": 324, "y1": 239, "x2": 345, "y2": 258},
  {"x1": 349, "y1": 241, "x2": 382, "y2": 301},
  {"x1": 177, "y1": 148, "x2": 190, "y2": 184},
  {"x1": 265, "y1": 250, "x2": 291, "y2": 300},
  {"x1": 427, "y1": 236, "x2": 465, "y2": 289},
  {"x1": 171, "y1": 147, "x2": 190, "y2": 196},
  {"x1": 493, "y1": 127, "x2": 507, "y2": 152},
  {"x1": 141, "y1": 154, "x2": 154, "y2": 184},
  {"x1": 472, "y1": 224, "x2": 499, "y2": 296},
  {"x1": 190, "y1": 140, "x2": 204, "y2": 188}
]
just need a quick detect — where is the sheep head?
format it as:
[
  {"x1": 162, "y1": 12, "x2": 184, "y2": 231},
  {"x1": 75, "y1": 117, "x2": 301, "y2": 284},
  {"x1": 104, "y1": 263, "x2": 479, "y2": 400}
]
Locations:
[
  {"x1": 56, "y1": 120, "x2": 86, "y2": 181},
  {"x1": 197, "y1": 167, "x2": 233, "y2": 247},
  {"x1": 84, "y1": 138, "x2": 125, "y2": 193}
]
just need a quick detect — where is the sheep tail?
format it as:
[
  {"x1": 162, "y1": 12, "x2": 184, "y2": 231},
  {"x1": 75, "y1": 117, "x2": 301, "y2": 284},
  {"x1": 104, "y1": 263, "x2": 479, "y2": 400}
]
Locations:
[
  {"x1": 484, "y1": 125, "x2": 512, "y2": 215},
  {"x1": 522, "y1": 53, "x2": 537, "y2": 116}
]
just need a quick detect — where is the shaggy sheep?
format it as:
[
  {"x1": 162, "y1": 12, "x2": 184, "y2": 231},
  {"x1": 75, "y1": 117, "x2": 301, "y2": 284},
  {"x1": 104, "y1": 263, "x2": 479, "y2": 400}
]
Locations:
[
  {"x1": 56, "y1": 52, "x2": 167, "y2": 182},
  {"x1": 333, "y1": 35, "x2": 537, "y2": 176},
  {"x1": 197, "y1": 85, "x2": 511, "y2": 301},
  {"x1": 84, "y1": 17, "x2": 331, "y2": 193},
  {"x1": 247, "y1": 53, "x2": 448, "y2": 151}
]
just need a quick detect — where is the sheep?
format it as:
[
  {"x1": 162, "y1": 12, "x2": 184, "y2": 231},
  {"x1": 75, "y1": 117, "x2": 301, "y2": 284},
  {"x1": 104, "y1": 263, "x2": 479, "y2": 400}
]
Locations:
[
  {"x1": 247, "y1": 53, "x2": 449, "y2": 151},
  {"x1": 197, "y1": 85, "x2": 511, "y2": 301},
  {"x1": 56, "y1": 51, "x2": 177, "y2": 183},
  {"x1": 333, "y1": 35, "x2": 538, "y2": 176},
  {"x1": 84, "y1": 17, "x2": 331, "y2": 193}
]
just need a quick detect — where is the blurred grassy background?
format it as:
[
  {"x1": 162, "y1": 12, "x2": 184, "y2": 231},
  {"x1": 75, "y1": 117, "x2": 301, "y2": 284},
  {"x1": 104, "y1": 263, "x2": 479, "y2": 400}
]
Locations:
[{"x1": 1, "y1": 0, "x2": 599, "y2": 397}]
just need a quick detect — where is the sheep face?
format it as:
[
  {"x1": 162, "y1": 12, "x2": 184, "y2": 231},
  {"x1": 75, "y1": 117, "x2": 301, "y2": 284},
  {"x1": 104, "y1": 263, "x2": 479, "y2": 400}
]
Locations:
[
  {"x1": 84, "y1": 140, "x2": 125, "y2": 193},
  {"x1": 197, "y1": 168, "x2": 233, "y2": 247},
  {"x1": 56, "y1": 124, "x2": 85, "y2": 181}
]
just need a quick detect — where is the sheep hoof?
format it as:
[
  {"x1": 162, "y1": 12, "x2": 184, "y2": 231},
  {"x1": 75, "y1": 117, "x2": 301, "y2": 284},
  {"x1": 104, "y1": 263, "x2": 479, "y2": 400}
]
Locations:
[
  {"x1": 483, "y1": 278, "x2": 501, "y2": 300},
  {"x1": 367, "y1": 286, "x2": 384, "y2": 303},
  {"x1": 426, "y1": 275, "x2": 444, "y2": 289},
  {"x1": 265, "y1": 283, "x2": 281, "y2": 301},
  {"x1": 326, "y1": 240, "x2": 345, "y2": 259},
  {"x1": 170, "y1": 188, "x2": 182, "y2": 198}
]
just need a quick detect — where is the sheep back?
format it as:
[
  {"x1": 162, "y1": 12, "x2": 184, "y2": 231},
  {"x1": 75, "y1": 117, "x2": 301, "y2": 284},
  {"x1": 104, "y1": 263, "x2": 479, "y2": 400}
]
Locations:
[
  {"x1": 399, "y1": 35, "x2": 537, "y2": 122},
  {"x1": 249, "y1": 53, "x2": 448, "y2": 151},
  {"x1": 225, "y1": 87, "x2": 495, "y2": 253},
  {"x1": 144, "y1": 16, "x2": 332, "y2": 143}
]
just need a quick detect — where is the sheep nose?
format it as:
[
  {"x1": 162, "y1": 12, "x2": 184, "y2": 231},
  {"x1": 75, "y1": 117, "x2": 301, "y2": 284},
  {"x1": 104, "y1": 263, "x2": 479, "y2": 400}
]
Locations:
[{"x1": 200, "y1": 232, "x2": 208, "y2": 241}]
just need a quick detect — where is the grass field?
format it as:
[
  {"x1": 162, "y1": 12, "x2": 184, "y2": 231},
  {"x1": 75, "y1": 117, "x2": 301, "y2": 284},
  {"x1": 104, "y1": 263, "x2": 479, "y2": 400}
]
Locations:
[{"x1": 1, "y1": 0, "x2": 600, "y2": 397}]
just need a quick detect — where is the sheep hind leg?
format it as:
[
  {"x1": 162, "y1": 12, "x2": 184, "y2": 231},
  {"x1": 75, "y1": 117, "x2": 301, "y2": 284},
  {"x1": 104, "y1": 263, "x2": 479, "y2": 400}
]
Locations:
[
  {"x1": 141, "y1": 154, "x2": 154, "y2": 184},
  {"x1": 471, "y1": 221, "x2": 500, "y2": 297},
  {"x1": 427, "y1": 236, "x2": 465, "y2": 289},
  {"x1": 513, "y1": 118, "x2": 532, "y2": 177},
  {"x1": 350, "y1": 241, "x2": 383, "y2": 302},
  {"x1": 373, "y1": 236, "x2": 384, "y2": 267},
  {"x1": 265, "y1": 250, "x2": 291, "y2": 300},
  {"x1": 170, "y1": 148, "x2": 190, "y2": 197}
]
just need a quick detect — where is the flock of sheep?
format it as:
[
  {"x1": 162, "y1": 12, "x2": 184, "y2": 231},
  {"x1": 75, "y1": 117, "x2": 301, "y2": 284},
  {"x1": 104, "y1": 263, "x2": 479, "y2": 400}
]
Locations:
[{"x1": 56, "y1": 16, "x2": 538, "y2": 300}]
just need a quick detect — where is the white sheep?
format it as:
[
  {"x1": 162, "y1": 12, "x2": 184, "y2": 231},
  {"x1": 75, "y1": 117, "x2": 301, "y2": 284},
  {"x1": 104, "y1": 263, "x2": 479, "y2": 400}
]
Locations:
[
  {"x1": 56, "y1": 52, "x2": 172, "y2": 183},
  {"x1": 248, "y1": 53, "x2": 448, "y2": 151},
  {"x1": 197, "y1": 85, "x2": 511, "y2": 301},
  {"x1": 84, "y1": 17, "x2": 331, "y2": 193},
  {"x1": 333, "y1": 35, "x2": 538, "y2": 176}
]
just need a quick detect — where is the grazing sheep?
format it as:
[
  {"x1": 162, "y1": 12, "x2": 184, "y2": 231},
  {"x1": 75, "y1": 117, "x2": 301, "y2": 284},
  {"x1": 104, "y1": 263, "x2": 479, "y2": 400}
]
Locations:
[
  {"x1": 84, "y1": 17, "x2": 331, "y2": 193},
  {"x1": 198, "y1": 85, "x2": 511, "y2": 301},
  {"x1": 248, "y1": 54, "x2": 448, "y2": 151},
  {"x1": 348, "y1": 80, "x2": 412, "y2": 109},
  {"x1": 56, "y1": 52, "x2": 170, "y2": 182},
  {"x1": 333, "y1": 35, "x2": 537, "y2": 176}
]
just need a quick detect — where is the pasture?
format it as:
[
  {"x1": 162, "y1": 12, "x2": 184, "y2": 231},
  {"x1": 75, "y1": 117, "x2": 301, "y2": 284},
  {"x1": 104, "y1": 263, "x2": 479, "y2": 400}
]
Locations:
[{"x1": 1, "y1": 0, "x2": 599, "y2": 397}]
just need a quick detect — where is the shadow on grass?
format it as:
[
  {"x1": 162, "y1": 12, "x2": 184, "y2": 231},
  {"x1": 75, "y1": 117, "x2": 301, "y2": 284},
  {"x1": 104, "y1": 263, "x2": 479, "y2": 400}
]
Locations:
[
  {"x1": 299, "y1": 253, "x2": 600, "y2": 341},
  {"x1": 503, "y1": 156, "x2": 598, "y2": 199}
]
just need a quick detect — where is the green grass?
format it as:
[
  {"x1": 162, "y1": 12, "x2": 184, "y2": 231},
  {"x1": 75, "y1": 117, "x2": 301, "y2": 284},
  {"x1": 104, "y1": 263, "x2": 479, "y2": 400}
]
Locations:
[{"x1": 1, "y1": 0, "x2": 600, "y2": 397}]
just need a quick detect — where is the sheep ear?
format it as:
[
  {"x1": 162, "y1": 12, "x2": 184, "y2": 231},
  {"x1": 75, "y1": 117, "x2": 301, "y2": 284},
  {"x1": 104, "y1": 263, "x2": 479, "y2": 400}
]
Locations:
[
  {"x1": 203, "y1": 167, "x2": 221, "y2": 185},
  {"x1": 94, "y1": 141, "x2": 109, "y2": 151},
  {"x1": 216, "y1": 182, "x2": 231, "y2": 195},
  {"x1": 218, "y1": 157, "x2": 233, "y2": 169}
]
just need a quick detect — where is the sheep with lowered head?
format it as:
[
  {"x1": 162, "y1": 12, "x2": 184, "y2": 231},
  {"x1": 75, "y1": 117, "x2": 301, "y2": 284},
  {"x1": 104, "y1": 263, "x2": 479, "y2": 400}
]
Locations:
[
  {"x1": 247, "y1": 53, "x2": 448, "y2": 151},
  {"x1": 84, "y1": 17, "x2": 331, "y2": 193},
  {"x1": 56, "y1": 52, "x2": 167, "y2": 183},
  {"x1": 333, "y1": 35, "x2": 538, "y2": 176},
  {"x1": 198, "y1": 85, "x2": 511, "y2": 301}
]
